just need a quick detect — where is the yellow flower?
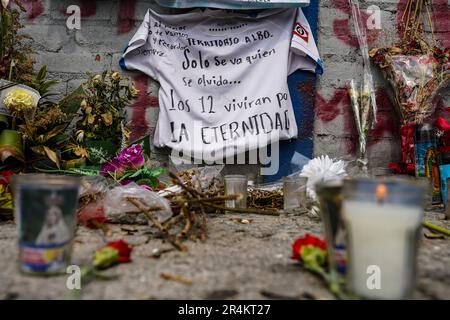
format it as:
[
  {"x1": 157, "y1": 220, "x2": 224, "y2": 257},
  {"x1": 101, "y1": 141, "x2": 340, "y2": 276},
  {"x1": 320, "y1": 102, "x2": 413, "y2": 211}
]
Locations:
[
  {"x1": 92, "y1": 75, "x2": 102, "y2": 84},
  {"x1": 3, "y1": 89, "x2": 36, "y2": 114},
  {"x1": 111, "y1": 72, "x2": 121, "y2": 82},
  {"x1": 101, "y1": 112, "x2": 113, "y2": 126},
  {"x1": 130, "y1": 85, "x2": 139, "y2": 97},
  {"x1": 87, "y1": 114, "x2": 95, "y2": 125}
]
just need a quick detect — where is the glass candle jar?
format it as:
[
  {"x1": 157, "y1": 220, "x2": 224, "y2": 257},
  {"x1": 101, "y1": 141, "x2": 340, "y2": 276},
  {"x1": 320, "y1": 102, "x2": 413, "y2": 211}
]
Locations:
[
  {"x1": 224, "y1": 175, "x2": 248, "y2": 209},
  {"x1": 283, "y1": 176, "x2": 308, "y2": 211},
  {"x1": 342, "y1": 179, "x2": 424, "y2": 299},
  {"x1": 316, "y1": 181, "x2": 346, "y2": 278},
  {"x1": 11, "y1": 174, "x2": 81, "y2": 275}
]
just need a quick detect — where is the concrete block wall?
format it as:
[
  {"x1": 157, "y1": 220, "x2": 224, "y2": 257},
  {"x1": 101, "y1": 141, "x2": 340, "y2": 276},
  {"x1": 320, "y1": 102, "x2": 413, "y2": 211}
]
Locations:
[{"x1": 18, "y1": 0, "x2": 449, "y2": 171}]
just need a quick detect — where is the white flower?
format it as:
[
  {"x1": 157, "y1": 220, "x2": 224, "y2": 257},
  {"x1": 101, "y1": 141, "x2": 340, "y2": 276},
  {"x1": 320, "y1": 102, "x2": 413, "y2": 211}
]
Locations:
[
  {"x1": 1, "y1": 0, "x2": 9, "y2": 9},
  {"x1": 300, "y1": 155, "x2": 347, "y2": 200}
]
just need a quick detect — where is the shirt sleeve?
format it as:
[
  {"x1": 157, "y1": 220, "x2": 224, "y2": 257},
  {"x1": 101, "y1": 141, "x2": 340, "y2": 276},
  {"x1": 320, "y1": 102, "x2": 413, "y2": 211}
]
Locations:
[
  {"x1": 288, "y1": 8, "x2": 323, "y2": 76},
  {"x1": 120, "y1": 10, "x2": 160, "y2": 80}
]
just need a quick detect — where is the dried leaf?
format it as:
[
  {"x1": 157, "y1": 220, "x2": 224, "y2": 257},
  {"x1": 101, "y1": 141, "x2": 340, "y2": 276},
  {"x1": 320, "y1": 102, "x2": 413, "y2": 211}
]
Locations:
[
  {"x1": 0, "y1": 146, "x2": 24, "y2": 163},
  {"x1": 101, "y1": 112, "x2": 113, "y2": 126},
  {"x1": 42, "y1": 124, "x2": 68, "y2": 142},
  {"x1": 160, "y1": 273, "x2": 193, "y2": 285},
  {"x1": 43, "y1": 146, "x2": 60, "y2": 168},
  {"x1": 1, "y1": 0, "x2": 9, "y2": 9}
]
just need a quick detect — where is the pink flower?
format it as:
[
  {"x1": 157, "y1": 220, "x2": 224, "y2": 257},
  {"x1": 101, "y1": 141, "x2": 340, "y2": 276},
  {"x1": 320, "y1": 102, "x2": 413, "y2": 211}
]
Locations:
[
  {"x1": 140, "y1": 185, "x2": 153, "y2": 191},
  {"x1": 100, "y1": 144, "x2": 145, "y2": 177},
  {"x1": 117, "y1": 144, "x2": 145, "y2": 169}
]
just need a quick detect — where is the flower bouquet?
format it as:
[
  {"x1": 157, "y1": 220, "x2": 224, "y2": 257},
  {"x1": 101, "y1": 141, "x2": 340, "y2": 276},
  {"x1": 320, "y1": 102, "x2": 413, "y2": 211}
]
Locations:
[
  {"x1": 369, "y1": 0, "x2": 449, "y2": 174},
  {"x1": 51, "y1": 143, "x2": 166, "y2": 191},
  {"x1": 370, "y1": 46, "x2": 449, "y2": 125},
  {"x1": 347, "y1": 0, "x2": 378, "y2": 174},
  {"x1": 71, "y1": 71, "x2": 138, "y2": 165},
  {"x1": 349, "y1": 79, "x2": 373, "y2": 173}
]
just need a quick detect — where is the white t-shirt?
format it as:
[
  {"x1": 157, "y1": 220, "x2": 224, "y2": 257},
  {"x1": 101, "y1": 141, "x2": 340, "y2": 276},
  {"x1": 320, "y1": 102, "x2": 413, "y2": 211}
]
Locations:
[
  {"x1": 121, "y1": 8, "x2": 322, "y2": 161},
  {"x1": 155, "y1": 0, "x2": 310, "y2": 9}
]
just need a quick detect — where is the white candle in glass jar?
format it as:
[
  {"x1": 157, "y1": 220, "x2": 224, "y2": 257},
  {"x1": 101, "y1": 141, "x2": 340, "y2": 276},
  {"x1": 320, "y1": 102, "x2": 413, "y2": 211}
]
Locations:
[{"x1": 343, "y1": 200, "x2": 422, "y2": 299}]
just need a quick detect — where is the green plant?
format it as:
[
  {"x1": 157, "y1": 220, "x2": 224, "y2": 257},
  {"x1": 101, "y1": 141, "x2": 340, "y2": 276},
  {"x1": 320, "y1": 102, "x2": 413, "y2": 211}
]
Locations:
[
  {"x1": 16, "y1": 67, "x2": 71, "y2": 169},
  {"x1": 28, "y1": 66, "x2": 59, "y2": 107},
  {"x1": 0, "y1": 0, "x2": 34, "y2": 83}
]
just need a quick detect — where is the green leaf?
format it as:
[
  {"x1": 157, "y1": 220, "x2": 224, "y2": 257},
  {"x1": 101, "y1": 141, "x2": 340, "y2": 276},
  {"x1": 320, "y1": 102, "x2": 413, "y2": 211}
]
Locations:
[
  {"x1": 0, "y1": 115, "x2": 9, "y2": 132},
  {"x1": 85, "y1": 139, "x2": 117, "y2": 164},
  {"x1": 36, "y1": 65, "x2": 46, "y2": 81},
  {"x1": 130, "y1": 135, "x2": 151, "y2": 158},
  {"x1": 59, "y1": 85, "x2": 84, "y2": 115},
  {"x1": 136, "y1": 178, "x2": 159, "y2": 189}
]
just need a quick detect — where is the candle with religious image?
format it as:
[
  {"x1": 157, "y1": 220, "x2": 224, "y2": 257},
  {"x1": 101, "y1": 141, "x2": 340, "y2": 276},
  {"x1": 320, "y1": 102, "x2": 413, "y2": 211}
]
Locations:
[
  {"x1": 11, "y1": 174, "x2": 80, "y2": 275},
  {"x1": 342, "y1": 179, "x2": 424, "y2": 299}
]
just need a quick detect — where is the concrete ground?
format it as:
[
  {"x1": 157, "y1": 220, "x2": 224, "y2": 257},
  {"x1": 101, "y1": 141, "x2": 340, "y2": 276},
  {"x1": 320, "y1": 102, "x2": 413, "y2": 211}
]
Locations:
[{"x1": 0, "y1": 211, "x2": 449, "y2": 300}]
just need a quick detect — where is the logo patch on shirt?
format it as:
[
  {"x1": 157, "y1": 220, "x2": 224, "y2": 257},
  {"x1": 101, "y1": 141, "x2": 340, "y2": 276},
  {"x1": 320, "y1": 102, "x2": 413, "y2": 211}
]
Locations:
[{"x1": 294, "y1": 22, "x2": 309, "y2": 43}]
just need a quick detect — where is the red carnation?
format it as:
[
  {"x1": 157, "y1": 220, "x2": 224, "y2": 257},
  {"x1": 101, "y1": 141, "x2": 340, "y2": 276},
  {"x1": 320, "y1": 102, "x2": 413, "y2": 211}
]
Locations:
[
  {"x1": 106, "y1": 240, "x2": 132, "y2": 263},
  {"x1": 291, "y1": 233, "x2": 326, "y2": 260}
]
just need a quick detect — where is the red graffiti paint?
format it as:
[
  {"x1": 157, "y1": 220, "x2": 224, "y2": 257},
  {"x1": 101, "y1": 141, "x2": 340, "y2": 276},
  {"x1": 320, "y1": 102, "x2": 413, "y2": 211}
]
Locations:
[
  {"x1": 315, "y1": 87, "x2": 348, "y2": 122},
  {"x1": 331, "y1": 0, "x2": 379, "y2": 47},
  {"x1": 118, "y1": 0, "x2": 136, "y2": 35},
  {"x1": 397, "y1": 0, "x2": 450, "y2": 47},
  {"x1": 21, "y1": 0, "x2": 44, "y2": 21},
  {"x1": 61, "y1": 0, "x2": 97, "y2": 18},
  {"x1": 368, "y1": 88, "x2": 401, "y2": 147},
  {"x1": 79, "y1": 0, "x2": 97, "y2": 17},
  {"x1": 129, "y1": 75, "x2": 159, "y2": 141}
]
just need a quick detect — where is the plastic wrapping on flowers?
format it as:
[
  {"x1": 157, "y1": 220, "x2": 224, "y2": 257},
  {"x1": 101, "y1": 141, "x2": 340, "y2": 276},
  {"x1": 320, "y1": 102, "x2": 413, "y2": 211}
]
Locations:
[{"x1": 370, "y1": 48, "x2": 449, "y2": 125}]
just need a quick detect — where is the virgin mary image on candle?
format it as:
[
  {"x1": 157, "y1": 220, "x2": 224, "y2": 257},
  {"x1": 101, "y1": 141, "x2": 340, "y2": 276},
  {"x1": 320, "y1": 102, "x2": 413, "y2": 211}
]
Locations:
[{"x1": 36, "y1": 192, "x2": 70, "y2": 245}]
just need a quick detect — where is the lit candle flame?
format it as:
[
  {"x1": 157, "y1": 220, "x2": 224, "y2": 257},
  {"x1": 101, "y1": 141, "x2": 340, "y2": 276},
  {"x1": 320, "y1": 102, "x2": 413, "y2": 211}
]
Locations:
[{"x1": 375, "y1": 183, "x2": 388, "y2": 203}]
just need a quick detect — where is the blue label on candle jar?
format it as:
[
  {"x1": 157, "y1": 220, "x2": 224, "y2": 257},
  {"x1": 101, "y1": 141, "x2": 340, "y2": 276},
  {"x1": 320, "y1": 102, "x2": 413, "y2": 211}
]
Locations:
[
  {"x1": 19, "y1": 242, "x2": 71, "y2": 273},
  {"x1": 334, "y1": 244, "x2": 347, "y2": 275}
]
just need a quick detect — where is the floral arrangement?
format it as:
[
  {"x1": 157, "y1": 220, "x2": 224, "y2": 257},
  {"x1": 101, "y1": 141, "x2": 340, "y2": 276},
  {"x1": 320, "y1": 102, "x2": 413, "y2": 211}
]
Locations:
[
  {"x1": 0, "y1": 6, "x2": 165, "y2": 215},
  {"x1": 73, "y1": 71, "x2": 138, "y2": 164},
  {"x1": 369, "y1": 0, "x2": 449, "y2": 175},
  {"x1": 369, "y1": 0, "x2": 449, "y2": 125},
  {"x1": 56, "y1": 143, "x2": 166, "y2": 191},
  {"x1": 370, "y1": 46, "x2": 449, "y2": 125},
  {"x1": 99, "y1": 143, "x2": 166, "y2": 190}
]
